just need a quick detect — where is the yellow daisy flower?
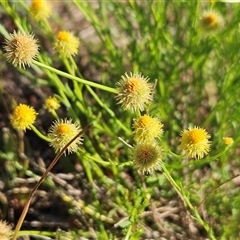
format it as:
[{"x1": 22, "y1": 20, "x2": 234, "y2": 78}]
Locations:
[
  {"x1": 223, "y1": 137, "x2": 233, "y2": 146},
  {"x1": 133, "y1": 115, "x2": 164, "y2": 143},
  {"x1": 30, "y1": 0, "x2": 51, "y2": 21},
  {"x1": 116, "y1": 72, "x2": 153, "y2": 112},
  {"x1": 180, "y1": 126, "x2": 211, "y2": 159},
  {"x1": 54, "y1": 31, "x2": 80, "y2": 58},
  {"x1": 44, "y1": 96, "x2": 60, "y2": 111},
  {"x1": 48, "y1": 119, "x2": 82, "y2": 155},
  {"x1": 11, "y1": 104, "x2": 38, "y2": 131}
]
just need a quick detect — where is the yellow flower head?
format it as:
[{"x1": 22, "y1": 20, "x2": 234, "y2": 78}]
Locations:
[
  {"x1": 4, "y1": 31, "x2": 39, "y2": 68},
  {"x1": 44, "y1": 96, "x2": 60, "y2": 111},
  {"x1": 223, "y1": 137, "x2": 233, "y2": 146},
  {"x1": 48, "y1": 119, "x2": 82, "y2": 155},
  {"x1": 11, "y1": 104, "x2": 38, "y2": 131},
  {"x1": 54, "y1": 31, "x2": 80, "y2": 58},
  {"x1": 180, "y1": 126, "x2": 211, "y2": 159},
  {"x1": 30, "y1": 0, "x2": 51, "y2": 21},
  {"x1": 133, "y1": 143, "x2": 162, "y2": 173},
  {"x1": 200, "y1": 10, "x2": 224, "y2": 33},
  {"x1": 133, "y1": 115, "x2": 164, "y2": 143},
  {"x1": 116, "y1": 72, "x2": 153, "y2": 112},
  {"x1": 0, "y1": 220, "x2": 11, "y2": 240}
]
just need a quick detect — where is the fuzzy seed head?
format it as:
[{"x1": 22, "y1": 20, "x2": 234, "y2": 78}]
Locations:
[
  {"x1": 200, "y1": 10, "x2": 224, "y2": 33},
  {"x1": 30, "y1": 0, "x2": 51, "y2": 21},
  {"x1": 0, "y1": 220, "x2": 11, "y2": 240},
  {"x1": 4, "y1": 31, "x2": 39, "y2": 68},
  {"x1": 44, "y1": 96, "x2": 60, "y2": 111},
  {"x1": 116, "y1": 72, "x2": 153, "y2": 112},
  {"x1": 11, "y1": 104, "x2": 37, "y2": 131},
  {"x1": 180, "y1": 126, "x2": 211, "y2": 159},
  {"x1": 54, "y1": 31, "x2": 80, "y2": 58},
  {"x1": 133, "y1": 143, "x2": 162, "y2": 173},
  {"x1": 133, "y1": 115, "x2": 164, "y2": 143},
  {"x1": 48, "y1": 119, "x2": 82, "y2": 155}
]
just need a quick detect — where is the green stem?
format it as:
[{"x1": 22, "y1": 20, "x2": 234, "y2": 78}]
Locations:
[
  {"x1": 49, "y1": 109, "x2": 59, "y2": 120},
  {"x1": 30, "y1": 125, "x2": 50, "y2": 142},
  {"x1": 37, "y1": 55, "x2": 72, "y2": 100},
  {"x1": 1, "y1": 1, "x2": 25, "y2": 32},
  {"x1": 69, "y1": 55, "x2": 82, "y2": 77},
  {"x1": 166, "y1": 149, "x2": 185, "y2": 159},
  {"x1": 32, "y1": 60, "x2": 118, "y2": 94},
  {"x1": 62, "y1": 57, "x2": 84, "y2": 105},
  {"x1": 162, "y1": 164, "x2": 216, "y2": 240},
  {"x1": 135, "y1": 109, "x2": 141, "y2": 118},
  {"x1": 124, "y1": 224, "x2": 133, "y2": 240},
  {"x1": 167, "y1": 145, "x2": 233, "y2": 170},
  {"x1": 86, "y1": 85, "x2": 131, "y2": 134},
  {"x1": 80, "y1": 156, "x2": 93, "y2": 184},
  {"x1": 16, "y1": 230, "x2": 56, "y2": 237},
  {"x1": 179, "y1": 146, "x2": 231, "y2": 170},
  {"x1": 62, "y1": 57, "x2": 75, "y2": 75}
]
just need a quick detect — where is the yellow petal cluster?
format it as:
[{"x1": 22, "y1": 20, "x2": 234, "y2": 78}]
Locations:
[
  {"x1": 48, "y1": 119, "x2": 82, "y2": 155},
  {"x1": 116, "y1": 72, "x2": 153, "y2": 112},
  {"x1": 54, "y1": 31, "x2": 80, "y2": 58},
  {"x1": 11, "y1": 104, "x2": 37, "y2": 131},
  {"x1": 30, "y1": 0, "x2": 51, "y2": 21},
  {"x1": 180, "y1": 126, "x2": 211, "y2": 159},
  {"x1": 223, "y1": 137, "x2": 233, "y2": 146},
  {"x1": 44, "y1": 96, "x2": 60, "y2": 111},
  {"x1": 133, "y1": 115, "x2": 163, "y2": 143}
]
